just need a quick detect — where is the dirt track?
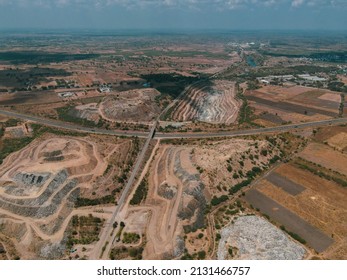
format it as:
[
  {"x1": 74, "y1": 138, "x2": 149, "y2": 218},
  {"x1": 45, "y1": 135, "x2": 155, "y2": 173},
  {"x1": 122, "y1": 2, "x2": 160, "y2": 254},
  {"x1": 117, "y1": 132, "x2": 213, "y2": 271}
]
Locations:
[{"x1": 0, "y1": 135, "x2": 125, "y2": 259}]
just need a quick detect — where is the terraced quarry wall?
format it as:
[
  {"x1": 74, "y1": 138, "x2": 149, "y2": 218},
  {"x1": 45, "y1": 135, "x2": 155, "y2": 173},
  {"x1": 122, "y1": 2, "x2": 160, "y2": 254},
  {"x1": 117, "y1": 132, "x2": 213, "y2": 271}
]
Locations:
[
  {"x1": 0, "y1": 135, "x2": 134, "y2": 259},
  {"x1": 171, "y1": 80, "x2": 241, "y2": 124}
]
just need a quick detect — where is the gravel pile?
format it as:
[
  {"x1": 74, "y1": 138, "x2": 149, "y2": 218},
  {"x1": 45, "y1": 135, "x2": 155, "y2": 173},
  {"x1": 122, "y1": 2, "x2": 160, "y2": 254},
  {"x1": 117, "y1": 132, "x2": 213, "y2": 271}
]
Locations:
[{"x1": 217, "y1": 215, "x2": 306, "y2": 260}]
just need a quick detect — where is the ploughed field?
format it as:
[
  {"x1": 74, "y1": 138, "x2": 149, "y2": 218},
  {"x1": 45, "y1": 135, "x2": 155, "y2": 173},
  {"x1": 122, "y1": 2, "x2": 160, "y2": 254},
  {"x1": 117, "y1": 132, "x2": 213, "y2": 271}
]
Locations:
[{"x1": 248, "y1": 85, "x2": 342, "y2": 126}]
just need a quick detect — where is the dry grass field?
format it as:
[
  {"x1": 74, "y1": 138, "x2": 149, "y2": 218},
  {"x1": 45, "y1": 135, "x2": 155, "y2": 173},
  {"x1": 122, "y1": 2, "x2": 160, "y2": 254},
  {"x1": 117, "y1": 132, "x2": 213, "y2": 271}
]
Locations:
[
  {"x1": 242, "y1": 127, "x2": 347, "y2": 259},
  {"x1": 247, "y1": 85, "x2": 341, "y2": 126}
]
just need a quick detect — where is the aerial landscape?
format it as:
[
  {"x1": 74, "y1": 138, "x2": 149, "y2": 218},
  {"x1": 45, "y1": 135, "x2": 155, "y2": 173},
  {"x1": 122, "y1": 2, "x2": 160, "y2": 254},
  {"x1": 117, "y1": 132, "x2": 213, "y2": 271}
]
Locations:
[{"x1": 0, "y1": 0, "x2": 346, "y2": 262}]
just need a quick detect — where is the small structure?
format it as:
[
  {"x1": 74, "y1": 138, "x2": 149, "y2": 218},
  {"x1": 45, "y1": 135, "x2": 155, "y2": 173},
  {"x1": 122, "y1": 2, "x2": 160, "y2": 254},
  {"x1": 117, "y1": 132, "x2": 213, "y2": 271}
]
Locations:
[
  {"x1": 298, "y1": 74, "x2": 326, "y2": 82},
  {"x1": 58, "y1": 92, "x2": 75, "y2": 98},
  {"x1": 98, "y1": 86, "x2": 111, "y2": 93}
]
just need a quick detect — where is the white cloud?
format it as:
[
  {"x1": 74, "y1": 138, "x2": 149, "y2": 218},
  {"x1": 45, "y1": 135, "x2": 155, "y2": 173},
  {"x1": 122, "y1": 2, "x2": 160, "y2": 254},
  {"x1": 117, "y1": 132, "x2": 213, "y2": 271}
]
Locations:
[
  {"x1": 291, "y1": 0, "x2": 304, "y2": 7},
  {"x1": 0, "y1": 0, "x2": 346, "y2": 10}
]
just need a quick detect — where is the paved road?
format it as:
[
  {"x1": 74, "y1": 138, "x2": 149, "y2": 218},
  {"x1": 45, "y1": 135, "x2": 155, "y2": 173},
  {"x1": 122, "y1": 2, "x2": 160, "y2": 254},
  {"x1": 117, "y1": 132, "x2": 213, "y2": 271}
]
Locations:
[
  {"x1": 89, "y1": 122, "x2": 157, "y2": 260},
  {"x1": 0, "y1": 109, "x2": 149, "y2": 138},
  {"x1": 1, "y1": 108, "x2": 347, "y2": 260},
  {"x1": 156, "y1": 118, "x2": 347, "y2": 139},
  {"x1": 1, "y1": 108, "x2": 346, "y2": 140}
]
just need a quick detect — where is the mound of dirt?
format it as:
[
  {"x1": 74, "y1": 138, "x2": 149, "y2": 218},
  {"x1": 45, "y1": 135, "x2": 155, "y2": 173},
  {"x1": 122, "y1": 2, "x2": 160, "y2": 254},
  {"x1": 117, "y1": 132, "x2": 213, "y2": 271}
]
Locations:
[
  {"x1": 100, "y1": 88, "x2": 161, "y2": 123},
  {"x1": 218, "y1": 215, "x2": 306, "y2": 260}
]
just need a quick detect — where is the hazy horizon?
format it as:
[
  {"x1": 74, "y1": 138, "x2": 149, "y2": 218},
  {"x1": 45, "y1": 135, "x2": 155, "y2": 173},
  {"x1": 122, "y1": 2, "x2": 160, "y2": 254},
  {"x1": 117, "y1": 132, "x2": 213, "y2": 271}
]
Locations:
[{"x1": 0, "y1": 0, "x2": 346, "y2": 31}]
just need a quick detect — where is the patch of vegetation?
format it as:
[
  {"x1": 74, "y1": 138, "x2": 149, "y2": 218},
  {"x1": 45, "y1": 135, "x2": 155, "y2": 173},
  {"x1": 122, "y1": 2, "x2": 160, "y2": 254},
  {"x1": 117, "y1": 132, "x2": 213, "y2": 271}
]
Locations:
[
  {"x1": 294, "y1": 157, "x2": 347, "y2": 188},
  {"x1": 122, "y1": 232, "x2": 140, "y2": 244},
  {"x1": 75, "y1": 192, "x2": 116, "y2": 207},
  {"x1": 100, "y1": 241, "x2": 109, "y2": 259},
  {"x1": 66, "y1": 215, "x2": 104, "y2": 249},
  {"x1": 280, "y1": 225, "x2": 306, "y2": 244},
  {"x1": 211, "y1": 195, "x2": 228, "y2": 206},
  {"x1": 3, "y1": 119, "x2": 20, "y2": 127},
  {"x1": 0, "y1": 137, "x2": 32, "y2": 164},
  {"x1": 197, "y1": 250, "x2": 206, "y2": 260},
  {"x1": 110, "y1": 246, "x2": 144, "y2": 260},
  {"x1": 31, "y1": 123, "x2": 87, "y2": 138},
  {"x1": 56, "y1": 106, "x2": 97, "y2": 127},
  {"x1": 229, "y1": 179, "x2": 252, "y2": 195},
  {"x1": 237, "y1": 85, "x2": 256, "y2": 126},
  {"x1": 116, "y1": 222, "x2": 126, "y2": 240},
  {"x1": 130, "y1": 179, "x2": 148, "y2": 205},
  {"x1": 0, "y1": 51, "x2": 99, "y2": 65}
]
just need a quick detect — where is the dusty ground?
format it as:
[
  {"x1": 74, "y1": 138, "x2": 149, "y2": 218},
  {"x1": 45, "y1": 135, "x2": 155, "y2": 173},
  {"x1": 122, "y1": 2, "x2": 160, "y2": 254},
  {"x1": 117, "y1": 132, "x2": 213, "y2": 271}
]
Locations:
[
  {"x1": 100, "y1": 88, "x2": 161, "y2": 124},
  {"x1": 125, "y1": 145, "x2": 207, "y2": 259},
  {"x1": 0, "y1": 133, "x2": 138, "y2": 259},
  {"x1": 118, "y1": 136, "x2": 285, "y2": 259}
]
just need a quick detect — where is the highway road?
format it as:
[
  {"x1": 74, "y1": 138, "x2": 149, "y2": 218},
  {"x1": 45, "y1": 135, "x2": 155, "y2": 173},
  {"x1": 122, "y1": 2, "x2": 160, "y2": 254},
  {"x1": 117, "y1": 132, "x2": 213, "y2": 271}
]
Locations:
[
  {"x1": 156, "y1": 118, "x2": 347, "y2": 139},
  {"x1": 1, "y1": 108, "x2": 347, "y2": 260},
  {"x1": 89, "y1": 121, "x2": 157, "y2": 260},
  {"x1": 1, "y1": 108, "x2": 346, "y2": 140},
  {"x1": 0, "y1": 109, "x2": 149, "y2": 138}
]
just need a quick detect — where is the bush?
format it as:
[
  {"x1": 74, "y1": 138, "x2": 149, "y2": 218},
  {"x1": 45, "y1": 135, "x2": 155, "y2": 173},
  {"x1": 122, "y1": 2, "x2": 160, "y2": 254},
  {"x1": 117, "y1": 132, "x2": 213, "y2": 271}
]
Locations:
[
  {"x1": 122, "y1": 232, "x2": 140, "y2": 244},
  {"x1": 197, "y1": 250, "x2": 206, "y2": 260},
  {"x1": 261, "y1": 149, "x2": 268, "y2": 156},
  {"x1": 229, "y1": 179, "x2": 252, "y2": 195},
  {"x1": 211, "y1": 195, "x2": 228, "y2": 206},
  {"x1": 130, "y1": 179, "x2": 148, "y2": 205}
]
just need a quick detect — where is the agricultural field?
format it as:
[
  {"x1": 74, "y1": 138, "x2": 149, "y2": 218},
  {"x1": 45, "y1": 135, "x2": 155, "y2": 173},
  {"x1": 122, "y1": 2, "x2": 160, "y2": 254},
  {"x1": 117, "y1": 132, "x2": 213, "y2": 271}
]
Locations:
[
  {"x1": 242, "y1": 126, "x2": 347, "y2": 259},
  {"x1": 0, "y1": 31, "x2": 346, "y2": 261},
  {"x1": 246, "y1": 85, "x2": 342, "y2": 126}
]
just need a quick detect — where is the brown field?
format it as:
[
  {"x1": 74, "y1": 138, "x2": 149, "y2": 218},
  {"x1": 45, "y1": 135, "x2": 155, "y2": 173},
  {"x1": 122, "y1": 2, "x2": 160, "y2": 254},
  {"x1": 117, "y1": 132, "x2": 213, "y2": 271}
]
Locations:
[
  {"x1": 247, "y1": 95, "x2": 337, "y2": 117},
  {"x1": 248, "y1": 162, "x2": 347, "y2": 258},
  {"x1": 265, "y1": 172, "x2": 305, "y2": 196},
  {"x1": 170, "y1": 80, "x2": 241, "y2": 124},
  {"x1": 248, "y1": 85, "x2": 340, "y2": 126},
  {"x1": 313, "y1": 125, "x2": 347, "y2": 143},
  {"x1": 244, "y1": 189, "x2": 334, "y2": 253},
  {"x1": 299, "y1": 142, "x2": 347, "y2": 175},
  {"x1": 326, "y1": 132, "x2": 347, "y2": 152}
]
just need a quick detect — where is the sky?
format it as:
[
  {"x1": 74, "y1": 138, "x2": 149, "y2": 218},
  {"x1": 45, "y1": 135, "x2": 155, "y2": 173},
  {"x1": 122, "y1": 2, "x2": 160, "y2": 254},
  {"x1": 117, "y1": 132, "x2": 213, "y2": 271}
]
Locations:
[{"x1": 0, "y1": 0, "x2": 346, "y2": 31}]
